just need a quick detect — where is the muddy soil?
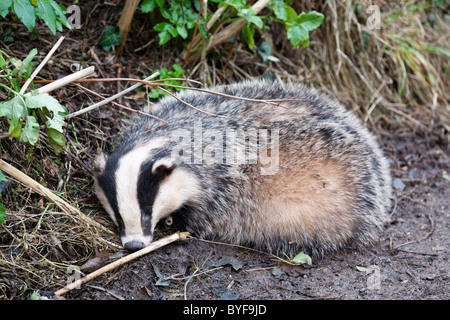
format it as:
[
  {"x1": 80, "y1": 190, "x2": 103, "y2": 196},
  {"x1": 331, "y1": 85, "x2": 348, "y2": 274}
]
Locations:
[{"x1": 69, "y1": 130, "x2": 449, "y2": 300}]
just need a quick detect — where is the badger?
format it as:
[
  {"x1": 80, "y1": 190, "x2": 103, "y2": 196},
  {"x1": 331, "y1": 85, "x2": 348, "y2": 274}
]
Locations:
[{"x1": 93, "y1": 80, "x2": 392, "y2": 257}]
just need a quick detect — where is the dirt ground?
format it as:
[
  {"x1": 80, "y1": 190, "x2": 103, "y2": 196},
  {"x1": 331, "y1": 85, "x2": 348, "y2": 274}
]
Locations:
[
  {"x1": 67, "y1": 129, "x2": 449, "y2": 300},
  {"x1": 1, "y1": 1, "x2": 448, "y2": 301}
]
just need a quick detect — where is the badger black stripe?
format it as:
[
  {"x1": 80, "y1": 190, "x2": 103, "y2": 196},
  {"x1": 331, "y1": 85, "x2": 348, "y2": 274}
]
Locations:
[
  {"x1": 137, "y1": 158, "x2": 174, "y2": 236},
  {"x1": 96, "y1": 154, "x2": 125, "y2": 236}
]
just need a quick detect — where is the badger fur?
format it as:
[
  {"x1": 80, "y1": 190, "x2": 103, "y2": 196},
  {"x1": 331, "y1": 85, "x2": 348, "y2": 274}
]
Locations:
[{"x1": 93, "y1": 80, "x2": 392, "y2": 257}]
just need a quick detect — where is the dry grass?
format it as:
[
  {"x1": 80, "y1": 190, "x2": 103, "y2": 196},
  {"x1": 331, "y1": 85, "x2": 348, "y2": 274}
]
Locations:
[
  {"x1": 0, "y1": 0, "x2": 448, "y2": 299},
  {"x1": 0, "y1": 207, "x2": 118, "y2": 299},
  {"x1": 191, "y1": 0, "x2": 449, "y2": 130}
]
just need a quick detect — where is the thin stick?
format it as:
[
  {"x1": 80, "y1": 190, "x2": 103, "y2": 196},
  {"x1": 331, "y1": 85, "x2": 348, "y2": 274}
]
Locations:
[
  {"x1": 155, "y1": 85, "x2": 228, "y2": 118},
  {"x1": 73, "y1": 83, "x2": 168, "y2": 125},
  {"x1": 24, "y1": 66, "x2": 96, "y2": 97},
  {"x1": 393, "y1": 214, "x2": 435, "y2": 249},
  {"x1": 54, "y1": 232, "x2": 190, "y2": 296},
  {"x1": 66, "y1": 72, "x2": 160, "y2": 119},
  {"x1": 0, "y1": 159, "x2": 113, "y2": 236},
  {"x1": 20, "y1": 36, "x2": 65, "y2": 94}
]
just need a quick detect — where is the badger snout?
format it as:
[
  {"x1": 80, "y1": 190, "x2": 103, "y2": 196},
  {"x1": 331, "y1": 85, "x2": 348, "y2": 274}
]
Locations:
[
  {"x1": 123, "y1": 240, "x2": 145, "y2": 252},
  {"x1": 121, "y1": 234, "x2": 153, "y2": 252}
]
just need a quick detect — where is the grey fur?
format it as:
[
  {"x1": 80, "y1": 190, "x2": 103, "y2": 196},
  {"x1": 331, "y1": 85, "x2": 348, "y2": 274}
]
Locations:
[{"x1": 94, "y1": 80, "x2": 392, "y2": 257}]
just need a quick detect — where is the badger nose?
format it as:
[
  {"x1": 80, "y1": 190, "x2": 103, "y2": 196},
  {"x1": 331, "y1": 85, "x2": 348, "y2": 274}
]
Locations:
[{"x1": 123, "y1": 240, "x2": 145, "y2": 252}]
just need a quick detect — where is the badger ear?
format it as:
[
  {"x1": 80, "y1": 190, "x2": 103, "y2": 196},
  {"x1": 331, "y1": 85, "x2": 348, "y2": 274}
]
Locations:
[
  {"x1": 93, "y1": 153, "x2": 107, "y2": 175},
  {"x1": 152, "y1": 158, "x2": 175, "y2": 179}
]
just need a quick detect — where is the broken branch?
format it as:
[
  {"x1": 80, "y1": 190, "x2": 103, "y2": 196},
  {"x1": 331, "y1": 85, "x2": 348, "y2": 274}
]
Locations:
[
  {"x1": 54, "y1": 232, "x2": 190, "y2": 296},
  {"x1": 25, "y1": 66, "x2": 96, "y2": 96}
]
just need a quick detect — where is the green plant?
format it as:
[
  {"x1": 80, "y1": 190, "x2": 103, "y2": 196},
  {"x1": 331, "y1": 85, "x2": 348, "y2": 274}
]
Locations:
[
  {"x1": 0, "y1": 49, "x2": 68, "y2": 152},
  {"x1": 0, "y1": 0, "x2": 71, "y2": 35},
  {"x1": 98, "y1": 25, "x2": 123, "y2": 51},
  {"x1": 142, "y1": 0, "x2": 208, "y2": 45},
  {"x1": 268, "y1": 0, "x2": 324, "y2": 47},
  {"x1": 148, "y1": 63, "x2": 185, "y2": 98},
  {"x1": 140, "y1": 0, "x2": 324, "y2": 49}
]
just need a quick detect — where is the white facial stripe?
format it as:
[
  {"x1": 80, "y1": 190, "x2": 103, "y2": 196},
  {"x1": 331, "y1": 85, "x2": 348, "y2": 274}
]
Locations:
[
  {"x1": 115, "y1": 137, "x2": 168, "y2": 241},
  {"x1": 95, "y1": 181, "x2": 117, "y2": 225},
  {"x1": 151, "y1": 167, "x2": 201, "y2": 230}
]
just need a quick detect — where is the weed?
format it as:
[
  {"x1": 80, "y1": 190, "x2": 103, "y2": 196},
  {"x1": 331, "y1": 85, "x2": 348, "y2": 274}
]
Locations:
[{"x1": 0, "y1": 49, "x2": 68, "y2": 152}]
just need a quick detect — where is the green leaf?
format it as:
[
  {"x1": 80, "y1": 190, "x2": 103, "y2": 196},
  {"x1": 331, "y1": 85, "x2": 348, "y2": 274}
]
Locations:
[
  {"x1": 295, "y1": 11, "x2": 324, "y2": 32},
  {"x1": 25, "y1": 93, "x2": 67, "y2": 142},
  {"x1": 0, "y1": 96, "x2": 26, "y2": 119},
  {"x1": 12, "y1": 0, "x2": 36, "y2": 31},
  {"x1": 45, "y1": 110, "x2": 65, "y2": 133},
  {"x1": 268, "y1": 0, "x2": 287, "y2": 21},
  {"x1": 0, "y1": 0, "x2": 12, "y2": 12},
  {"x1": 8, "y1": 101, "x2": 25, "y2": 138},
  {"x1": 292, "y1": 251, "x2": 312, "y2": 266},
  {"x1": 48, "y1": 0, "x2": 70, "y2": 30},
  {"x1": 37, "y1": 0, "x2": 57, "y2": 34},
  {"x1": 20, "y1": 115, "x2": 40, "y2": 145},
  {"x1": 154, "y1": 23, "x2": 178, "y2": 45},
  {"x1": 171, "y1": 63, "x2": 184, "y2": 77},
  {"x1": 25, "y1": 93, "x2": 67, "y2": 115},
  {"x1": 238, "y1": 7, "x2": 263, "y2": 29},
  {"x1": 47, "y1": 128, "x2": 65, "y2": 151},
  {"x1": 98, "y1": 25, "x2": 123, "y2": 51},
  {"x1": 30, "y1": 291, "x2": 41, "y2": 300},
  {"x1": 1, "y1": 96, "x2": 26, "y2": 139},
  {"x1": 0, "y1": 169, "x2": 6, "y2": 182},
  {"x1": 0, "y1": 203, "x2": 6, "y2": 225},
  {"x1": 176, "y1": 24, "x2": 188, "y2": 39},
  {"x1": 141, "y1": 0, "x2": 156, "y2": 13},
  {"x1": 283, "y1": 5, "x2": 298, "y2": 23},
  {"x1": 1, "y1": 9, "x2": 9, "y2": 18},
  {"x1": 242, "y1": 23, "x2": 255, "y2": 49},
  {"x1": 18, "y1": 48, "x2": 37, "y2": 79},
  {"x1": 286, "y1": 24, "x2": 308, "y2": 47}
]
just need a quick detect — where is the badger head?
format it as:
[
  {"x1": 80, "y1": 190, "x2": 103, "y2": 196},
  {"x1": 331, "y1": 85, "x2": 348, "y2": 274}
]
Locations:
[{"x1": 93, "y1": 142, "x2": 200, "y2": 251}]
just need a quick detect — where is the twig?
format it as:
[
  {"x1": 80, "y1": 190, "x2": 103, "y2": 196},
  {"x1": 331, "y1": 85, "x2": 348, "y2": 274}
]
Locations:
[
  {"x1": 0, "y1": 159, "x2": 113, "y2": 236},
  {"x1": 396, "y1": 249, "x2": 439, "y2": 256},
  {"x1": 161, "y1": 84, "x2": 291, "y2": 109},
  {"x1": 24, "y1": 66, "x2": 96, "y2": 97},
  {"x1": 188, "y1": 235, "x2": 304, "y2": 266},
  {"x1": 20, "y1": 36, "x2": 65, "y2": 94},
  {"x1": 155, "y1": 85, "x2": 228, "y2": 118},
  {"x1": 54, "y1": 232, "x2": 190, "y2": 296},
  {"x1": 66, "y1": 72, "x2": 160, "y2": 119},
  {"x1": 393, "y1": 214, "x2": 435, "y2": 249},
  {"x1": 73, "y1": 83, "x2": 168, "y2": 125}
]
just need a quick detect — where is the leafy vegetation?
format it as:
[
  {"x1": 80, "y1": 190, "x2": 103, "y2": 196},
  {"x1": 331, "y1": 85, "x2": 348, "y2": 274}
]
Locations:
[
  {"x1": 148, "y1": 63, "x2": 185, "y2": 98},
  {"x1": 0, "y1": 0, "x2": 71, "y2": 35},
  {"x1": 140, "y1": 0, "x2": 324, "y2": 48},
  {"x1": 0, "y1": 49, "x2": 68, "y2": 151},
  {"x1": 98, "y1": 25, "x2": 123, "y2": 51}
]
